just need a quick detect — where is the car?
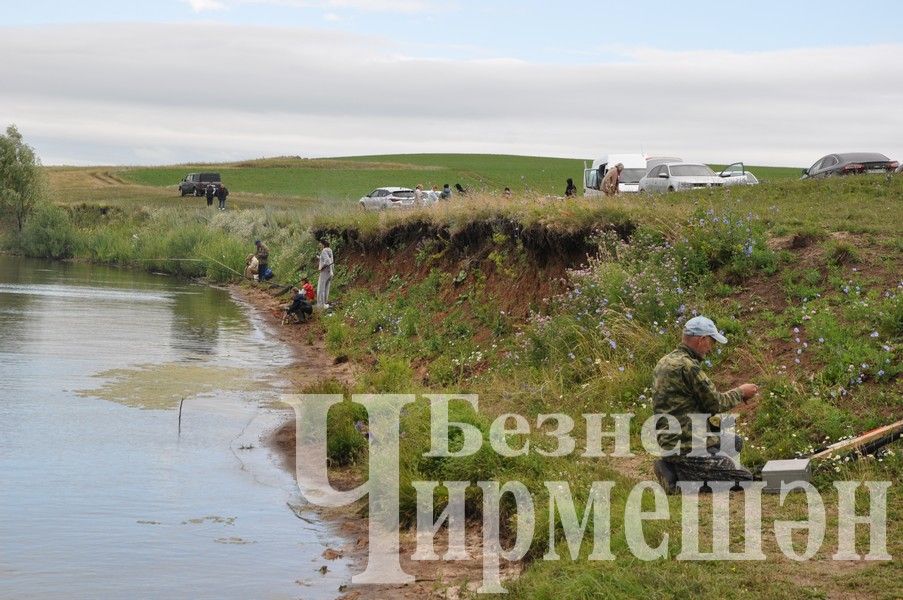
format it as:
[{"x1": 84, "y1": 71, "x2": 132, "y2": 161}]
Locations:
[
  {"x1": 638, "y1": 162, "x2": 724, "y2": 193},
  {"x1": 179, "y1": 172, "x2": 222, "y2": 196},
  {"x1": 801, "y1": 153, "x2": 898, "y2": 179},
  {"x1": 895, "y1": 163, "x2": 903, "y2": 174},
  {"x1": 359, "y1": 187, "x2": 417, "y2": 210},
  {"x1": 717, "y1": 162, "x2": 759, "y2": 186}
]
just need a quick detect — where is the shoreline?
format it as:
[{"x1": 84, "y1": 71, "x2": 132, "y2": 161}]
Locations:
[{"x1": 232, "y1": 283, "x2": 506, "y2": 600}]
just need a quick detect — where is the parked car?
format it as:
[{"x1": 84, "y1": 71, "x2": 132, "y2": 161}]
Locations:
[
  {"x1": 359, "y1": 187, "x2": 416, "y2": 210},
  {"x1": 895, "y1": 163, "x2": 903, "y2": 174},
  {"x1": 717, "y1": 162, "x2": 759, "y2": 186},
  {"x1": 638, "y1": 163, "x2": 723, "y2": 193},
  {"x1": 179, "y1": 172, "x2": 222, "y2": 196},
  {"x1": 645, "y1": 156, "x2": 682, "y2": 171},
  {"x1": 801, "y1": 153, "x2": 898, "y2": 179}
]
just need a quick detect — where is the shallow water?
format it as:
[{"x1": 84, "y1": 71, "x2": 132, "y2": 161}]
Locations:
[{"x1": 0, "y1": 256, "x2": 350, "y2": 599}]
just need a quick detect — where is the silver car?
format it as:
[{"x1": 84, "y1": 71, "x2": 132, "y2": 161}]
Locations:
[
  {"x1": 639, "y1": 163, "x2": 724, "y2": 193},
  {"x1": 359, "y1": 187, "x2": 416, "y2": 210},
  {"x1": 717, "y1": 162, "x2": 759, "y2": 186}
]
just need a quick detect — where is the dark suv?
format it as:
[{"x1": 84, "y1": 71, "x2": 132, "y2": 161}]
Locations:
[{"x1": 179, "y1": 172, "x2": 222, "y2": 196}]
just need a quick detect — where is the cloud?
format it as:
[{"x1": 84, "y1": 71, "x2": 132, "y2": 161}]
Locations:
[
  {"x1": 188, "y1": 0, "x2": 438, "y2": 14},
  {"x1": 1, "y1": 23, "x2": 901, "y2": 166},
  {"x1": 182, "y1": 0, "x2": 228, "y2": 13}
]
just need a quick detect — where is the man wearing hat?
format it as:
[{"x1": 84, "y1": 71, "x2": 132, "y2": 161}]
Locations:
[{"x1": 651, "y1": 316, "x2": 758, "y2": 493}]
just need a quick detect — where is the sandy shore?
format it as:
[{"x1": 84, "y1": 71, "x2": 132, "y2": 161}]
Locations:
[{"x1": 232, "y1": 284, "x2": 508, "y2": 599}]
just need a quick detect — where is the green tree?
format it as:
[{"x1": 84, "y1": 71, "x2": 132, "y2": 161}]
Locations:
[{"x1": 0, "y1": 124, "x2": 44, "y2": 231}]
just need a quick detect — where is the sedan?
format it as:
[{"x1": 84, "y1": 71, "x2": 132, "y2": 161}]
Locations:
[
  {"x1": 359, "y1": 187, "x2": 416, "y2": 210},
  {"x1": 639, "y1": 163, "x2": 723, "y2": 193},
  {"x1": 802, "y1": 153, "x2": 898, "y2": 179},
  {"x1": 717, "y1": 162, "x2": 759, "y2": 186}
]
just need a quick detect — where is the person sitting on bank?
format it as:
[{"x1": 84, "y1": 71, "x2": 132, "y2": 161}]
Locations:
[
  {"x1": 283, "y1": 287, "x2": 312, "y2": 323},
  {"x1": 244, "y1": 254, "x2": 259, "y2": 280},
  {"x1": 651, "y1": 316, "x2": 758, "y2": 494},
  {"x1": 300, "y1": 276, "x2": 315, "y2": 302}
]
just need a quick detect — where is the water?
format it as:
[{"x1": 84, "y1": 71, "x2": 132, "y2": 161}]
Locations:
[{"x1": 0, "y1": 256, "x2": 350, "y2": 599}]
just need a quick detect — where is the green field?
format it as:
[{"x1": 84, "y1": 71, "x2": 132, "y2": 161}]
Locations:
[{"x1": 117, "y1": 154, "x2": 803, "y2": 201}]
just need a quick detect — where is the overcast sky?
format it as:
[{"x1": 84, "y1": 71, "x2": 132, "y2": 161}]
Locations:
[{"x1": 1, "y1": 1, "x2": 901, "y2": 166}]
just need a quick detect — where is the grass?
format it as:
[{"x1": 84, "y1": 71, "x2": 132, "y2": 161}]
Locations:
[
  {"x1": 4, "y1": 153, "x2": 901, "y2": 599},
  {"x1": 77, "y1": 153, "x2": 802, "y2": 203}
]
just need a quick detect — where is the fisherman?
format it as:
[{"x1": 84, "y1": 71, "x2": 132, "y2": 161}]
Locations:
[
  {"x1": 254, "y1": 240, "x2": 270, "y2": 281},
  {"x1": 284, "y1": 286, "x2": 313, "y2": 323},
  {"x1": 316, "y1": 239, "x2": 334, "y2": 309},
  {"x1": 651, "y1": 316, "x2": 758, "y2": 494},
  {"x1": 300, "y1": 276, "x2": 315, "y2": 302},
  {"x1": 601, "y1": 163, "x2": 623, "y2": 196}
]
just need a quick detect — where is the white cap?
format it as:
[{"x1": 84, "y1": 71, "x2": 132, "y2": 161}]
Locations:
[{"x1": 683, "y1": 316, "x2": 728, "y2": 343}]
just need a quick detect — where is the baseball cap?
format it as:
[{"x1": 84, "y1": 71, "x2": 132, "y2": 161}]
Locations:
[{"x1": 683, "y1": 316, "x2": 728, "y2": 343}]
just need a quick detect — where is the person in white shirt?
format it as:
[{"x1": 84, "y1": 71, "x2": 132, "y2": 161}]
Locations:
[{"x1": 316, "y1": 239, "x2": 334, "y2": 308}]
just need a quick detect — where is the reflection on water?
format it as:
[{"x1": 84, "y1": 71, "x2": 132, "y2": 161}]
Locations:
[{"x1": 0, "y1": 256, "x2": 349, "y2": 600}]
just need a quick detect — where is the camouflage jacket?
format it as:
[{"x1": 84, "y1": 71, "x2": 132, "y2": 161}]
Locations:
[{"x1": 651, "y1": 345, "x2": 742, "y2": 454}]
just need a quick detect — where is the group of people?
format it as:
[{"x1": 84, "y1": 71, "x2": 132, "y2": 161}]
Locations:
[
  {"x1": 412, "y1": 182, "x2": 469, "y2": 206},
  {"x1": 204, "y1": 184, "x2": 230, "y2": 210},
  {"x1": 563, "y1": 163, "x2": 625, "y2": 198},
  {"x1": 242, "y1": 238, "x2": 335, "y2": 323}
]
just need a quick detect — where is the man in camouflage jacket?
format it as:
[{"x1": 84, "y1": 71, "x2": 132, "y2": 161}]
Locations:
[{"x1": 651, "y1": 316, "x2": 758, "y2": 493}]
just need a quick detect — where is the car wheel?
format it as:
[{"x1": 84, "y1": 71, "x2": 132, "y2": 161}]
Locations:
[
  {"x1": 180, "y1": 186, "x2": 187, "y2": 197},
  {"x1": 668, "y1": 186, "x2": 675, "y2": 192}
]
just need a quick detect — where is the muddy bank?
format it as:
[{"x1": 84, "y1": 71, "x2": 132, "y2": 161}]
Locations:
[{"x1": 233, "y1": 284, "x2": 516, "y2": 600}]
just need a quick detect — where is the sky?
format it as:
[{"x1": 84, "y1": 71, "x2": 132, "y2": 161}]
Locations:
[{"x1": 1, "y1": 0, "x2": 901, "y2": 166}]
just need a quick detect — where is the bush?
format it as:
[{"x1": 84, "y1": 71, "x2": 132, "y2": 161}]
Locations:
[{"x1": 20, "y1": 202, "x2": 77, "y2": 258}]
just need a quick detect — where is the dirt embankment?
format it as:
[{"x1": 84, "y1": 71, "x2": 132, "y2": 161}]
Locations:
[
  {"x1": 234, "y1": 284, "x2": 516, "y2": 600},
  {"x1": 232, "y1": 220, "x2": 607, "y2": 599}
]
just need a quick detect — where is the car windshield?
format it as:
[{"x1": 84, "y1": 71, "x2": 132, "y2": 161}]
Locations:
[
  {"x1": 671, "y1": 165, "x2": 715, "y2": 177},
  {"x1": 620, "y1": 168, "x2": 646, "y2": 184}
]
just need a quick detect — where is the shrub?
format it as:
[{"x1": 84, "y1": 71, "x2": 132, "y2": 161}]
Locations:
[{"x1": 20, "y1": 202, "x2": 76, "y2": 259}]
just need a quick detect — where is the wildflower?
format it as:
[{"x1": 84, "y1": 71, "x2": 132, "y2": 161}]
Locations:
[
  {"x1": 870, "y1": 331, "x2": 879, "y2": 338},
  {"x1": 608, "y1": 339, "x2": 617, "y2": 349}
]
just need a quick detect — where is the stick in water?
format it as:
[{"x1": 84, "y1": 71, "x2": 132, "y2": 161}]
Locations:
[{"x1": 178, "y1": 397, "x2": 185, "y2": 437}]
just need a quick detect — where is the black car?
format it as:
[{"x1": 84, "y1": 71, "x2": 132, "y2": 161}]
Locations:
[
  {"x1": 179, "y1": 172, "x2": 222, "y2": 196},
  {"x1": 802, "y1": 153, "x2": 898, "y2": 179}
]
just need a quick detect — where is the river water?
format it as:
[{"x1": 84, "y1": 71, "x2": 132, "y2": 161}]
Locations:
[{"x1": 0, "y1": 256, "x2": 350, "y2": 599}]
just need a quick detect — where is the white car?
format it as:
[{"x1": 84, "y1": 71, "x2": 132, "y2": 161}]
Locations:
[
  {"x1": 359, "y1": 187, "x2": 416, "y2": 210},
  {"x1": 638, "y1": 163, "x2": 724, "y2": 193},
  {"x1": 717, "y1": 162, "x2": 759, "y2": 186}
]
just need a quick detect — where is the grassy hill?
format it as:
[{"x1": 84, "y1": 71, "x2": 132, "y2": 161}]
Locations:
[{"x1": 112, "y1": 154, "x2": 802, "y2": 202}]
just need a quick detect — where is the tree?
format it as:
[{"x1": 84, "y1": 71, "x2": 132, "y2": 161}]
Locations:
[{"x1": 0, "y1": 124, "x2": 44, "y2": 231}]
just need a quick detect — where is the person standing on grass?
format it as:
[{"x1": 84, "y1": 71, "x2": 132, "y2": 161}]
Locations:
[
  {"x1": 216, "y1": 185, "x2": 229, "y2": 210},
  {"x1": 316, "y1": 239, "x2": 334, "y2": 309},
  {"x1": 651, "y1": 316, "x2": 759, "y2": 494},
  {"x1": 254, "y1": 240, "x2": 269, "y2": 281},
  {"x1": 601, "y1": 163, "x2": 623, "y2": 196},
  {"x1": 565, "y1": 178, "x2": 577, "y2": 197},
  {"x1": 414, "y1": 184, "x2": 424, "y2": 207},
  {"x1": 440, "y1": 183, "x2": 451, "y2": 200},
  {"x1": 205, "y1": 183, "x2": 216, "y2": 206}
]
